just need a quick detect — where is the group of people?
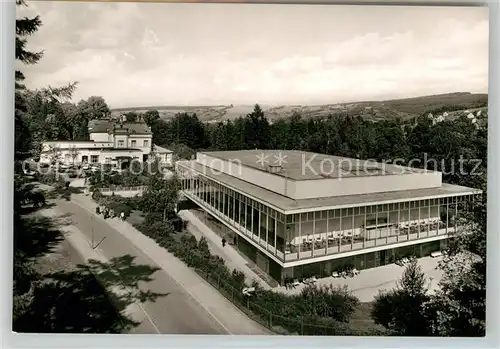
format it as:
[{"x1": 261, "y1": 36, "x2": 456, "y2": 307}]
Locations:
[{"x1": 95, "y1": 206, "x2": 125, "y2": 221}]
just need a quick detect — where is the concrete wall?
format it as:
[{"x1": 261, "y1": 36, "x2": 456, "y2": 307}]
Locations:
[
  {"x1": 196, "y1": 153, "x2": 442, "y2": 200},
  {"x1": 293, "y1": 171, "x2": 442, "y2": 200}
]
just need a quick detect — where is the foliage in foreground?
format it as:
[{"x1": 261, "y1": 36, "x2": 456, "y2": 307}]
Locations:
[{"x1": 371, "y1": 194, "x2": 486, "y2": 337}]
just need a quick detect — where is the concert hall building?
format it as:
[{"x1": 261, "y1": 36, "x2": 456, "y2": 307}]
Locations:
[{"x1": 176, "y1": 150, "x2": 481, "y2": 285}]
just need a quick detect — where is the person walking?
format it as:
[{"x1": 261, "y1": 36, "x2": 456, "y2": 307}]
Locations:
[
  {"x1": 120, "y1": 211, "x2": 125, "y2": 221},
  {"x1": 221, "y1": 237, "x2": 226, "y2": 248}
]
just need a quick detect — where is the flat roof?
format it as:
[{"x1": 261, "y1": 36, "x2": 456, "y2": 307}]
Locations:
[
  {"x1": 201, "y1": 150, "x2": 429, "y2": 181},
  {"x1": 178, "y1": 160, "x2": 481, "y2": 213}
]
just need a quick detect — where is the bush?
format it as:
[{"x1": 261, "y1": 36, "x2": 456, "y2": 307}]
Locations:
[
  {"x1": 38, "y1": 173, "x2": 60, "y2": 185},
  {"x1": 92, "y1": 189, "x2": 103, "y2": 201}
]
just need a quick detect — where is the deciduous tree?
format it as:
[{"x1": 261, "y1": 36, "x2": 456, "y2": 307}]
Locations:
[{"x1": 371, "y1": 260, "x2": 432, "y2": 335}]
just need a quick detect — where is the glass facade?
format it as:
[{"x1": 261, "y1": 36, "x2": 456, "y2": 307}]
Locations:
[
  {"x1": 284, "y1": 240, "x2": 445, "y2": 281},
  {"x1": 177, "y1": 164, "x2": 476, "y2": 264}
]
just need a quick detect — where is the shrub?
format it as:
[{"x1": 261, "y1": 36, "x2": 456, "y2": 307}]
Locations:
[
  {"x1": 231, "y1": 270, "x2": 246, "y2": 290},
  {"x1": 92, "y1": 189, "x2": 103, "y2": 201}
]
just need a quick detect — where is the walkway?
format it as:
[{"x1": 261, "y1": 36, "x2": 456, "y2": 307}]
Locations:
[
  {"x1": 275, "y1": 256, "x2": 443, "y2": 302},
  {"x1": 178, "y1": 210, "x2": 272, "y2": 290},
  {"x1": 68, "y1": 193, "x2": 271, "y2": 335}
]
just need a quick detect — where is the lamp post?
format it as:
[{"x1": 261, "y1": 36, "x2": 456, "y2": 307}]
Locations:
[{"x1": 90, "y1": 212, "x2": 106, "y2": 250}]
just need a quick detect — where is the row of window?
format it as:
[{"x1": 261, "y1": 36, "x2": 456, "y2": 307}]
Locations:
[
  {"x1": 116, "y1": 139, "x2": 149, "y2": 148},
  {"x1": 179, "y1": 171, "x2": 288, "y2": 224},
  {"x1": 298, "y1": 197, "x2": 470, "y2": 222}
]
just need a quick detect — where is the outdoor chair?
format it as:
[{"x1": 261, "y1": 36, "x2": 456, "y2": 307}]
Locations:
[
  {"x1": 332, "y1": 271, "x2": 340, "y2": 278},
  {"x1": 430, "y1": 251, "x2": 442, "y2": 258}
]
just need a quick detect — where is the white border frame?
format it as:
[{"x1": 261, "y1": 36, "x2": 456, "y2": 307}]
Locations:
[{"x1": 1, "y1": 1, "x2": 498, "y2": 348}]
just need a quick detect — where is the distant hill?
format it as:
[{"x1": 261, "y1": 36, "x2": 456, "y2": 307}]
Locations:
[{"x1": 110, "y1": 92, "x2": 488, "y2": 122}]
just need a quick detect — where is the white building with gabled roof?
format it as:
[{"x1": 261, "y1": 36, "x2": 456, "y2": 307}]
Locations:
[{"x1": 40, "y1": 118, "x2": 173, "y2": 168}]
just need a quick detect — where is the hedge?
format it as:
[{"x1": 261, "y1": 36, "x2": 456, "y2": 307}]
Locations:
[{"x1": 127, "y1": 208, "x2": 387, "y2": 336}]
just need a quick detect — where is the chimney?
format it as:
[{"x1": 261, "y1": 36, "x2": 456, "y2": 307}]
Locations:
[{"x1": 268, "y1": 164, "x2": 282, "y2": 173}]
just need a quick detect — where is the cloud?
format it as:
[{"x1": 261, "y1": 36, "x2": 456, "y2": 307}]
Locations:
[{"x1": 19, "y1": 2, "x2": 488, "y2": 107}]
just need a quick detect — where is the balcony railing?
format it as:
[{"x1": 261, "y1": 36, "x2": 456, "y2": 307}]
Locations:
[{"x1": 182, "y1": 189, "x2": 456, "y2": 263}]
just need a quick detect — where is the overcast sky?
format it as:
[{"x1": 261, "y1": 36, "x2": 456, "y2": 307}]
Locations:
[{"x1": 18, "y1": 2, "x2": 488, "y2": 108}]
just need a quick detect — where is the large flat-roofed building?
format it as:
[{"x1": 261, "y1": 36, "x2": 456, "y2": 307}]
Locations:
[{"x1": 176, "y1": 150, "x2": 482, "y2": 285}]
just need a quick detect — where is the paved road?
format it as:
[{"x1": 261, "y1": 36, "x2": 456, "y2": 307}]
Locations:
[{"x1": 51, "y1": 198, "x2": 229, "y2": 335}]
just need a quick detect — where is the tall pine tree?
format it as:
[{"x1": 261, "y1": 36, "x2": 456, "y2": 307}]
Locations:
[{"x1": 15, "y1": 0, "x2": 43, "y2": 161}]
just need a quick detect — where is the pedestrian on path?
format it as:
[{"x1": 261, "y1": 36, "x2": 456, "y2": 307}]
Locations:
[
  {"x1": 233, "y1": 236, "x2": 237, "y2": 246},
  {"x1": 221, "y1": 237, "x2": 226, "y2": 248},
  {"x1": 120, "y1": 211, "x2": 125, "y2": 221}
]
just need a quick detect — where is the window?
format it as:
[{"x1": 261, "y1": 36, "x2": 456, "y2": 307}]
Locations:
[
  {"x1": 143, "y1": 140, "x2": 149, "y2": 147},
  {"x1": 118, "y1": 140, "x2": 124, "y2": 148},
  {"x1": 131, "y1": 140, "x2": 137, "y2": 147},
  {"x1": 91, "y1": 155, "x2": 99, "y2": 163}
]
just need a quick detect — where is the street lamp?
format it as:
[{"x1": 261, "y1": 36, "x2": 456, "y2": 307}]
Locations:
[{"x1": 90, "y1": 212, "x2": 106, "y2": 250}]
